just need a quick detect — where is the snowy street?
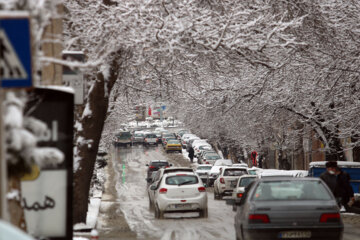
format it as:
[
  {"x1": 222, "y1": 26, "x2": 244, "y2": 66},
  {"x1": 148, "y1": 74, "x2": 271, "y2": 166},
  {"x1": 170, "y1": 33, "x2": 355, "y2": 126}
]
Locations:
[{"x1": 97, "y1": 143, "x2": 236, "y2": 240}]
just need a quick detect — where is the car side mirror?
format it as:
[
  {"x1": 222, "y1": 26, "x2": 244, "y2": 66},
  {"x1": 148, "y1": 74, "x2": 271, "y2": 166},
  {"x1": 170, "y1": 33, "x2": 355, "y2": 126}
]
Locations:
[
  {"x1": 146, "y1": 178, "x2": 151, "y2": 183},
  {"x1": 150, "y1": 185, "x2": 157, "y2": 190}
]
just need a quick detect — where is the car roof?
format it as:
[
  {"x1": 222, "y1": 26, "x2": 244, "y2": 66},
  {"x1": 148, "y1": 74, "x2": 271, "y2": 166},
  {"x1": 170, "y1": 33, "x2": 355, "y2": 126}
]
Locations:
[
  {"x1": 309, "y1": 161, "x2": 360, "y2": 168},
  {"x1": 150, "y1": 160, "x2": 169, "y2": 163},
  {"x1": 164, "y1": 171, "x2": 197, "y2": 177},
  {"x1": 239, "y1": 174, "x2": 257, "y2": 179},
  {"x1": 163, "y1": 167, "x2": 194, "y2": 173},
  {"x1": 223, "y1": 166, "x2": 248, "y2": 170},
  {"x1": 257, "y1": 177, "x2": 320, "y2": 182}
]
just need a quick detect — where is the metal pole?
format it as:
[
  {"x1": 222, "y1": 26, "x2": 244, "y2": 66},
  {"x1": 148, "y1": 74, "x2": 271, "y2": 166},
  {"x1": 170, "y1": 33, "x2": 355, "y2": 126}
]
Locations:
[{"x1": 0, "y1": 89, "x2": 8, "y2": 220}]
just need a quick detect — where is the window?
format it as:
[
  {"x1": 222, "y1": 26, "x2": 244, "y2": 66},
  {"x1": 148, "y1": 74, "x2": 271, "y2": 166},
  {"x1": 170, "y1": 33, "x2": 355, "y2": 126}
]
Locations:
[
  {"x1": 197, "y1": 166, "x2": 212, "y2": 170},
  {"x1": 166, "y1": 175, "x2": 199, "y2": 185},
  {"x1": 252, "y1": 180, "x2": 332, "y2": 201},
  {"x1": 151, "y1": 162, "x2": 169, "y2": 168},
  {"x1": 224, "y1": 169, "x2": 247, "y2": 176},
  {"x1": 239, "y1": 177, "x2": 256, "y2": 187}
]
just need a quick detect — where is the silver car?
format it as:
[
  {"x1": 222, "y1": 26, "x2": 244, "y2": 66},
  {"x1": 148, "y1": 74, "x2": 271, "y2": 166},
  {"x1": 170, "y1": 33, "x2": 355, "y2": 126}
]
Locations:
[{"x1": 234, "y1": 177, "x2": 343, "y2": 240}]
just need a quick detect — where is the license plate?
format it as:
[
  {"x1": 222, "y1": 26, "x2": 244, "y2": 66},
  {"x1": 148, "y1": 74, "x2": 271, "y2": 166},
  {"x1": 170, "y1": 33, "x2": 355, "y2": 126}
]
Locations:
[
  {"x1": 279, "y1": 231, "x2": 311, "y2": 239},
  {"x1": 174, "y1": 204, "x2": 189, "y2": 209}
]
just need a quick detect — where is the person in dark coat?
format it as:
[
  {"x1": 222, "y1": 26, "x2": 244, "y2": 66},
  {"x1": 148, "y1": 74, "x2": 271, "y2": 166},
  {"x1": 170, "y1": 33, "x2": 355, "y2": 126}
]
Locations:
[
  {"x1": 188, "y1": 147, "x2": 194, "y2": 163},
  {"x1": 320, "y1": 161, "x2": 338, "y2": 195},
  {"x1": 335, "y1": 167, "x2": 360, "y2": 214}
]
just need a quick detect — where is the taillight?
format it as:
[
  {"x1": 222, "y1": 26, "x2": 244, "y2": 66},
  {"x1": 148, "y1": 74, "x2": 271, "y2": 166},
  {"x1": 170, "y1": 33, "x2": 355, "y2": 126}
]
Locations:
[
  {"x1": 237, "y1": 193, "x2": 243, "y2": 198},
  {"x1": 205, "y1": 162, "x2": 209, "y2": 164},
  {"x1": 198, "y1": 187, "x2": 206, "y2": 192},
  {"x1": 149, "y1": 165, "x2": 155, "y2": 169},
  {"x1": 159, "y1": 188, "x2": 167, "y2": 194},
  {"x1": 220, "y1": 178, "x2": 225, "y2": 184},
  {"x1": 248, "y1": 214, "x2": 270, "y2": 223},
  {"x1": 320, "y1": 213, "x2": 340, "y2": 223}
]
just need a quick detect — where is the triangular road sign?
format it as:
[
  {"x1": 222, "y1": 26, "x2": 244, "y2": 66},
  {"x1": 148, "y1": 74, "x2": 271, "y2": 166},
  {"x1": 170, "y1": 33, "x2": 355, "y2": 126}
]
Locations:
[{"x1": 0, "y1": 28, "x2": 28, "y2": 80}]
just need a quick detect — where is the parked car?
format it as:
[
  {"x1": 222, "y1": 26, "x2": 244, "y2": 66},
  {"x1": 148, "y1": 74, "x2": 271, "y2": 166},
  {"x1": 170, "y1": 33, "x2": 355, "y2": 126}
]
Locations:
[
  {"x1": 214, "y1": 167, "x2": 248, "y2": 199},
  {"x1": 147, "y1": 171, "x2": 159, "y2": 187},
  {"x1": 144, "y1": 133, "x2": 158, "y2": 146},
  {"x1": 200, "y1": 151, "x2": 222, "y2": 165},
  {"x1": 148, "y1": 171, "x2": 208, "y2": 218},
  {"x1": 230, "y1": 175, "x2": 257, "y2": 210},
  {"x1": 181, "y1": 134, "x2": 197, "y2": 148},
  {"x1": 165, "y1": 139, "x2": 182, "y2": 153},
  {"x1": 176, "y1": 129, "x2": 190, "y2": 139},
  {"x1": 194, "y1": 144, "x2": 212, "y2": 159},
  {"x1": 113, "y1": 130, "x2": 132, "y2": 147},
  {"x1": 146, "y1": 160, "x2": 172, "y2": 179},
  {"x1": 234, "y1": 177, "x2": 343, "y2": 240},
  {"x1": 132, "y1": 131, "x2": 145, "y2": 144},
  {"x1": 186, "y1": 137, "x2": 201, "y2": 151},
  {"x1": 195, "y1": 164, "x2": 213, "y2": 184},
  {"x1": 214, "y1": 159, "x2": 233, "y2": 166},
  {"x1": 198, "y1": 150, "x2": 218, "y2": 163}
]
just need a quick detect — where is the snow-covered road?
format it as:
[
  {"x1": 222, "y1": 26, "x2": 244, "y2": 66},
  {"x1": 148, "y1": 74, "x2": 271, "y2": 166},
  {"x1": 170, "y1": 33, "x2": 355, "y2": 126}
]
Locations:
[{"x1": 108, "y1": 144, "x2": 236, "y2": 240}]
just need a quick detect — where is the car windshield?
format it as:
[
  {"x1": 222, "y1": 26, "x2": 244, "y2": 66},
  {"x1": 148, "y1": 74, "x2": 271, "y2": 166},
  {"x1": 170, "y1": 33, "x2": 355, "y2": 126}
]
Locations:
[
  {"x1": 166, "y1": 175, "x2": 198, "y2": 185},
  {"x1": 239, "y1": 177, "x2": 256, "y2": 187},
  {"x1": 151, "y1": 162, "x2": 169, "y2": 167},
  {"x1": 223, "y1": 169, "x2": 247, "y2": 176},
  {"x1": 199, "y1": 146, "x2": 211, "y2": 150},
  {"x1": 197, "y1": 166, "x2": 212, "y2": 170},
  {"x1": 168, "y1": 140, "x2": 180, "y2": 144},
  {"x1": 248, "y1": 170, "x2": 258, "y2": 175},
  {"x1": 135, "y1": 133, "x2": 144, "y2": 137},
  {"x1": 145, "y1": 134, "x2": 157, "y2": 138},
  {"x1": 252, "y1": 180, "x2": 332, "y2": 201}
]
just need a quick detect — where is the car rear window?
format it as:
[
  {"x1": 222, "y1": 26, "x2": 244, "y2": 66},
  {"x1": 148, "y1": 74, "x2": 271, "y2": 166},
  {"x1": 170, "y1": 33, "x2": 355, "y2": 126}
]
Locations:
[
  {"x1": 224, "y1": 169, "x2": 247, "y2": 176},
  {"x1": 239, "y1": 177, "x2": 256, "y2": 187},
  {"x1": 151, "y1": 162, "x2": 169, "y2": 167},
  {"x1": 168, "y1": 140, "x2": 180, "y2": 144},
  {"x1": 252, "y1": 180, "x2": 332, "y2": 201},
  {"x1": 116, "y1": 132, "x2": 131, "y2": 139},
  {"x1": 166, "y1": 175, "x2": 199, "y2": 185},
  {"x1": 145, "y1": 134, "x2": 157, "y2": 138}
]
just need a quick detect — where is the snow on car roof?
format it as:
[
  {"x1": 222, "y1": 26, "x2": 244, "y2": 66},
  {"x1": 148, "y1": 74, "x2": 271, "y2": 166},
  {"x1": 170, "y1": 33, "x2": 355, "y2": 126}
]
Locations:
[
  {"x1": 309, "y1": 161, "x2": 360, "y2": 167},
  {"x1": 165, "y1": 171, "x2": 196, "y2": 176},
  {"x1": 151, "y1": 160, "x2": 168, "y2": 162},
  {"x1": 259, "y1": 169, "x2": 308, "y2": 178}
]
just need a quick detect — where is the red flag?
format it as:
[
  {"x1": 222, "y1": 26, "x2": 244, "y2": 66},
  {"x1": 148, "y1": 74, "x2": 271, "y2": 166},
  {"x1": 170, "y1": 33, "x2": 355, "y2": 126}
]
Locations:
[{"x1": 148, "y1": 106, "x2": 152, "y2": 116}]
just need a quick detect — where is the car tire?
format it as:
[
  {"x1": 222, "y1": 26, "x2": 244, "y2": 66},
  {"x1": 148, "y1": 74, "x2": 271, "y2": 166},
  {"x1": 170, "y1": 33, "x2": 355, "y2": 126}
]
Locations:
[
  {"x1": 155, "y1": 205, "x2": 163, "y2": 219},
  {"x1": 166, "y1": 150, "x2": 169, "y2": 153},
  {"x1": 199, "y1": 208, "x2": 208, "y2": 218},
  {"x1": 179, "y1": 150, "x2": 182, "y2": 153},
  {"x1": 232, "y1": 204, "x2": 237, "y2": 212}
]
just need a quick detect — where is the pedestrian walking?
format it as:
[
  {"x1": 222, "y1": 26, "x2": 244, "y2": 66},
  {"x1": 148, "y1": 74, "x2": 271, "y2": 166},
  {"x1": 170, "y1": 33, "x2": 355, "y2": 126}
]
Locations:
[
  {"x1": 335, "y1": 167, "x2": 360, "y2": 214},
  {"x1": 188, "y1": 146, "x2": 194, "y2": 163}
]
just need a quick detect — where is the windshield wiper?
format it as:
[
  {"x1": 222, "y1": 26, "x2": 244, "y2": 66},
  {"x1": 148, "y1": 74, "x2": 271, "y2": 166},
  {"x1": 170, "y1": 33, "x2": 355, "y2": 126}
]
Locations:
[{"x1": 178, "y1": 180, "x2": 194, "y2": 186}]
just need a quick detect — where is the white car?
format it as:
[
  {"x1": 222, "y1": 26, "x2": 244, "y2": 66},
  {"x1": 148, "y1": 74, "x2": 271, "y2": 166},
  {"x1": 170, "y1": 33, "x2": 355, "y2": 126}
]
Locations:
[
  {"x1": 213, "y1": 167, "x2": 248, "y2": 199},
  {"x1": 148, "y1": 171, "x2": 208, "y2": 218},
  {"x1": 181, "y1": 134, "x2": 197, "y2": 148},
  {"x1": 206, "y1": 164, "x2": 230, "y2": 187},
  {"x1": 214, "y1": 159, "x2": 233, "y2": 166},
  {"x1": 195, "y1": 164, "x2": 213, "y2": 183},
  {"x1": 230, "y1": 174, "x2": 257, "y2": 210}
]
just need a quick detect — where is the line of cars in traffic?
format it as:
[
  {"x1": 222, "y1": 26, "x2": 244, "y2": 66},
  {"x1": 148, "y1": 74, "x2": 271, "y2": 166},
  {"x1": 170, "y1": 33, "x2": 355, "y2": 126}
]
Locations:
[
  {"x1": 143, "y1": 129, "x2": 344, "y2": 239},
  {"x1": 113, "y1": 128, "x2": 182, "y2": 153}
]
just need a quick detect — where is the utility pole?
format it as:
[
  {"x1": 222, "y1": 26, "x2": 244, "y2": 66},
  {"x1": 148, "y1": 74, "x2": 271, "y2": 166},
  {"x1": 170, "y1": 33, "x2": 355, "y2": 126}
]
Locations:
[{"x1": 0, "y1": 89, "x2": 8, "y2": 220}]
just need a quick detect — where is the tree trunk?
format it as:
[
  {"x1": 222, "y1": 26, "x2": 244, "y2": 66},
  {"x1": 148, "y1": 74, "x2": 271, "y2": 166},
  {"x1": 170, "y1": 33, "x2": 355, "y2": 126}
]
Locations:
[
  {"x1": 73, "y1": 50, "x2": 123, "y2": 224},
  {"x1": 7, "y1": 176, "x2": 27, "y2": 231}
]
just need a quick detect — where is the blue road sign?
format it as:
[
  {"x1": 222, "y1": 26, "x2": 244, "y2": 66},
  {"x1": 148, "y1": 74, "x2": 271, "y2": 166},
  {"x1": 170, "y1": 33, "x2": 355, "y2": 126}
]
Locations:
[
  {"x1": 0, "y1": 14, "x2": 32, "y2": 88},
  {"x1": 161, "y1": 105, "x2": 166, "y2": 111}
]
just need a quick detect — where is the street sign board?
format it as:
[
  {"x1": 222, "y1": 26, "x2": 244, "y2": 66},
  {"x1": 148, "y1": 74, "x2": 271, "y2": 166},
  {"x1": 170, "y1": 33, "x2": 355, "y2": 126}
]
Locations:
[
  {"x1": 22, "y1": 87, "x2": 73, "y2": 240},
  {"x1": 0, "y1": 12, "x2": 32, "y2": 88},
  {"x1": 62, "y1": 51, "x2": 84, "y2": 104}
]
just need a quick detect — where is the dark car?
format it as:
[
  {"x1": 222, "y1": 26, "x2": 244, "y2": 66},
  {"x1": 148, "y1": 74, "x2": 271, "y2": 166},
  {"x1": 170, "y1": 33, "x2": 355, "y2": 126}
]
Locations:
[
  {"x1": 113, "y1": 130, "x2": 132, "y2": 147},
  {"x1": 146, "y1": 160, "x2": 172, "y2": 179},
  {"x1": 234, "y1": 177, "x2": 343, "y2": 240}
]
